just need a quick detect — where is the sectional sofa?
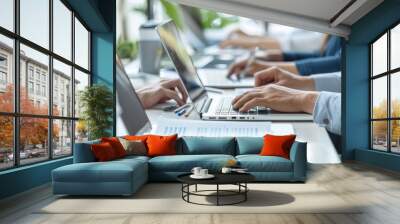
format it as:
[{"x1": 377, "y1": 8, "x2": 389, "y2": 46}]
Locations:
[{"x1": 52, "y1": 137, "x2": 307, "y2": 196}]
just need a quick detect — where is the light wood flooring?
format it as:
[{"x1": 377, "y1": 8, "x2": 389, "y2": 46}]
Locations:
[{"x1": 1, "y1": 162, "x2": 400, "y2": 224}]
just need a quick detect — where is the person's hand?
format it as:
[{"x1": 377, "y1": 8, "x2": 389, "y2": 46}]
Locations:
[
  {"x1": 137, "y1": 78, "x2": 188, "y2": 109},
  {"x1": 254, "y1": 67, "x2": 315, "y2": 90},
  {"x1": 227, "y1": 59, "x2": 269, "y2": 78},
  {"x1": 220, "y1": 37, "x2": 259, "y2": 49},
  {"x1": 226, "y1": 28, "x2": 250, "y2": 39},
  {"x1": 231, "y1": 84, "x2": 318, "y2": 114},
  {"x1": 227, "y1": 59, "x2": 298, "y2": 79},
  {"x1": 257, "y1": 49, "x2": 284, "y2": 61}
]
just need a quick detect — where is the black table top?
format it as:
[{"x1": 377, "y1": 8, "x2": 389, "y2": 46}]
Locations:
[{"x1": 177, "y1": 173, "x2": 255, "y2": 185}]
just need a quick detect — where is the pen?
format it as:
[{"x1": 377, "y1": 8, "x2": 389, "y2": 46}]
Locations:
[
  {"x1": 176, "y1": 109, "x2": 186, "y2": 116},
  {"x1": 184, "y1": 106, "x2": 195, "y2": 117},
  {"x1": 174, "y1": 103, "x2": 190, "y2": 113},
  {"x1": 239, "y1": 47, "x2": 259, "y2": 81}
]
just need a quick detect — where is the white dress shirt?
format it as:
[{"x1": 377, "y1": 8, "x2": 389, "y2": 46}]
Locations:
[{"x1": 310, "y1": 72, "x2": 341, "y2": 135}]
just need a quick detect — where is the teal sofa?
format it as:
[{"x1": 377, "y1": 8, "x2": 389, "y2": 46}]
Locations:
[{"x1": 52, "y1": 137, "x2": 307, "y2": 196}]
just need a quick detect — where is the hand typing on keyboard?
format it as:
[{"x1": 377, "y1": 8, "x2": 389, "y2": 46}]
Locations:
[{"x1": 231, "y1": 84, "x2": 318, "y2": 114}]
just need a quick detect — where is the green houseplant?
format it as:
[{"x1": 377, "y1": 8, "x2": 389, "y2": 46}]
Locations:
[{"x1": 79, "y1": 84, "x2": 113, "y2": 140}]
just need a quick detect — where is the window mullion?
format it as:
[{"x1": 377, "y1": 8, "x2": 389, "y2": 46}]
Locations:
[
  {"x1": 71, "y1": 10, "x2": 76, "y2": 156},
  {"x1": 13, "y1": 0, "x2": 20, "y2": 167},
  {"x1": 388, "y1": 30, "x2": 391, "y2": 152},
  {"x1": 48, "y1": 0, "x2": 54, "y2": 160}
]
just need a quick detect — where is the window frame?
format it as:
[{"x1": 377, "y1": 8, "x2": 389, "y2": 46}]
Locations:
[
  {"x1": 0, "y1": 0, "x2": 92, "y2": 171},
  {"x1": 370, "y1": 20, "x2": 400, "y2": 154}
]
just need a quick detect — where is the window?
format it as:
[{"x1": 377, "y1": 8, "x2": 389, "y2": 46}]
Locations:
[
  {"x1": 0, "y1": 0, "x2": 14, "y2": 31},
  {"x1": 35, "y1": 83, "x2": 40, "y2": 95},
  {"x1": 0, "y1": 0, "x2": 91, "y2": 170},
  {"x1": 371, "y1": 23, "x2": 400, "y2": 154},
  {"x1": 28, "y1": 81, "x2": 34, "y2": 94},
  {"x1": 41, "y1": 85, "x2": 46, "y2": 97},
  {"x1": 0, "y1": 55, "x2": 7, "y2": 67},
  {"x1": 0, "y1": 71, "x2": 6, "y2": 85},
  {"x1": 20, "y1": 0, "x2": 49, "y2": 49},
  {"x1": 0, "y1": 35, "x2": 13, "y2": 113},
  {"x1": 35, "y1": 70, "x2": 40, "y2": 81},
  {"x1": 53, "y1": 0, "x2": 72, "y2": 60},
  {"x1": 28, "y1": 67, "x2": 34, "y2": 80},
  {"x1": 74, "y1": 18, "x2": 90, "y2": 70}
]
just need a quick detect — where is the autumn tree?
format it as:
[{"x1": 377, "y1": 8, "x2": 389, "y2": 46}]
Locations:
[
  {"x1": 0, "y1": 84, "x2": 60, "y2": 153},
  {"x1": 372, "y1": 99, "x2": 400, "y2": 143}
]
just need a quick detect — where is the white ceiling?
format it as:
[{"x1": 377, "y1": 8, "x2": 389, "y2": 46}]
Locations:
[
  {"x1": 225, "y1": 0, "x2": 352, "y2": 21},
  {"x1": 171, "y1": 0, "x2": 384, "y2": 37}
]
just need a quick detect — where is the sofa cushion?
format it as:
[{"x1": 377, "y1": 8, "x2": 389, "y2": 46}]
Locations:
[
  {"x1": 236, "y1": 155, "x2": 293, "y2": 172},
  {"x1": 118, "y1": 138, "x2": 147, "y2": 156},
  {"x1": 91, "y1": 142, "x2": 118, "y2": 162},
  {"x1": 53, "y1": 158, "x2": 147, "y2": 183},
  {"x1": 74, "y1": 140, "x2": 100, "y2": 163},
  {"x1": 260, "y1": 134, "x2": 296, "y2": 159},
  {"x1": 236, "y1": 137, "x2": 263, "y2": 155},
  {"x1": 149, "y1": 154, "x2": 235, "y2": 172},
  {"x1": 147, "y1": 134, "x2": 178, "y2": 157},
  {"x1": 101, "y1": 137, "x2": 127, "y2": 158},
  {"x1": 177, "y1": 137, "x2": 236, "y2": 155}
]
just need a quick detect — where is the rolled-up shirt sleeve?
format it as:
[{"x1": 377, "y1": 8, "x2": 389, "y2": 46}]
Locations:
[
  {"x1": 283, "y1": 52, "x2": 320, "y2": 61},
  {"x1": 310, "y1": 72, "x2": 341, "y2": 92},
  {"x1": 295, "y1": 55, "x2": 341, "y2": 76},
  {"x1": 313, "y1": 92, "x2": 341, "y2": 135}
]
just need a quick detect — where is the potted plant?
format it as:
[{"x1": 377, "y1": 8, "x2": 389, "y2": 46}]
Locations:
[{"x1": 79, "y1": 84, "x2": 113, "y2": 140}]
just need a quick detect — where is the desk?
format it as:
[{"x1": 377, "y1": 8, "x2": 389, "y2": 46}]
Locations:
[{"x1": 128, "y1": 73, "x2": 340, "y2": 164}]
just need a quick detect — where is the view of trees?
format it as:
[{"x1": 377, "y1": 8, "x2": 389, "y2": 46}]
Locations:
[
  {"x1": 0, "y1": 85, "x2": 60, "y2": 164},
  {"x1": 372, "y1": 99, "x2": 400, "y2": 149}
]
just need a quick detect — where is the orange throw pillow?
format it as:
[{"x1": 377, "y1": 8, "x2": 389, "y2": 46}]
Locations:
[
  {"x1": 91, "y1": 142, "x2": 117, "y2": 162},
  {"x1": 146, "y1": 134, "x2": 178, "y2": 157},
  {"x1": 101, "y1": 137, "x2": 127, "y2": 158},
  {"x1": 260, "y1": 134, "x2": 296, "y2": 159}
]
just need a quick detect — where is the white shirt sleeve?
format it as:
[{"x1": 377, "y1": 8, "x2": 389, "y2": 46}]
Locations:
[
  {"x1": 313, "y1": 92, "x2": 341, "y2": 135},
  {"x1": 310, "y1": 72, "x2": 341, "y2": 93}
]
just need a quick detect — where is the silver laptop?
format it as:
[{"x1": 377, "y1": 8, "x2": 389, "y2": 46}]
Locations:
[
  {"x1": 156, "y1": 21, "x2": 312, "y2": 121},
  {"x1": 115, "y1": 56, "x2": 278, "y2": 137}
]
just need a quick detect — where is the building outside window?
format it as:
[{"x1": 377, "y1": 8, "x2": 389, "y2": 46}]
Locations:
[
  {"x1": 371, "y1": 23, "x2": 400, "y2": 154},
  {"x1": 0, "y1": 71, "x2": 6, "y2": 84},
  {"x1": 35, "y1": 83, "x2": 40, "y2": 95},
  {"x1": 28, "y1": 66, "x2": 34, "y2": 80},
  {"x1": 0, "y1": 54, "x2": 7, "y2": 90},
  {"x1": 41, "y1": 73, "x2": 46, "y2": 83},
  {"x1": 28, "y1": 81, "x2": 34, "y2": 94},
  {"x1": 0, "y1": 0, "x2": 91, "y2": 170},
  {"x1": 41, "y1": 85, "x2": 46, "y2": 97}
]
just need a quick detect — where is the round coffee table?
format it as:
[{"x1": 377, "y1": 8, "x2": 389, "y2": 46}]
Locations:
[{"x1": 177, "y1": 173, "x2": 255, "y2": 206}]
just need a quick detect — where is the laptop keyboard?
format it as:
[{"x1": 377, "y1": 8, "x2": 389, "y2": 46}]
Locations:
[{"x1": 215, "y1": 97, "x2": 269, "y2": 115}]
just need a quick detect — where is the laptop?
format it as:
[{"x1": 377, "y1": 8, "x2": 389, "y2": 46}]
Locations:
[
  {"x1": 115, "y1": 56, "x2": 292, "y2": 136},
  {"x1": 156, "y1": 21, "x2": 312, "y2": 121}
]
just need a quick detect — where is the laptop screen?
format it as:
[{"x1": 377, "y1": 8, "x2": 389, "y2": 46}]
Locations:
[
  {"x1": 156, "y1": 21, "x2": 206, "y2": 103},
  {"x1": 116, "y1": 57, "x2": 151, "y2": 136}
]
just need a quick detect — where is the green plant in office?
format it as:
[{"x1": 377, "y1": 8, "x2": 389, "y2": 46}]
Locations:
[
  {"x1": 79, "y1": 84, "x2": 113, "y2": 140},
  {"x1": 199, "y1": 10, "x2": 238, "y2": 29},
  {"x1": 117, "y1": 37, "x2": 138, "y2": 60},
  {"x1": 160, "y1": 0, "x2": 185, "y2": 29},
  {"x1": 160, "y1": 0, "x2": 238, "y2": 30}
]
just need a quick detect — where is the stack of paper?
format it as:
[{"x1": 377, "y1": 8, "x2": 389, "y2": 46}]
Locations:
[{"x1": 151, "y1": 119, "x2": 294, "y2": 137}]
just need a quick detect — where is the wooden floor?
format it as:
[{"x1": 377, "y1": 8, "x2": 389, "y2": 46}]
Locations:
[{"x1": 1, "y1": 162, "x2": 400, "y2": 224}]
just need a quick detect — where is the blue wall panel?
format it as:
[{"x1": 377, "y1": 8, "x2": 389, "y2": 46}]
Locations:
[
  {"x1": 92, "y1": 32, "x2": 116, "y2": 135},
  {"x1": 0, "y1": 158, "x2": 72, "y2": 199},
  {"x1": 345, "y1": 0, "x2": 400, "y2": 171}
]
